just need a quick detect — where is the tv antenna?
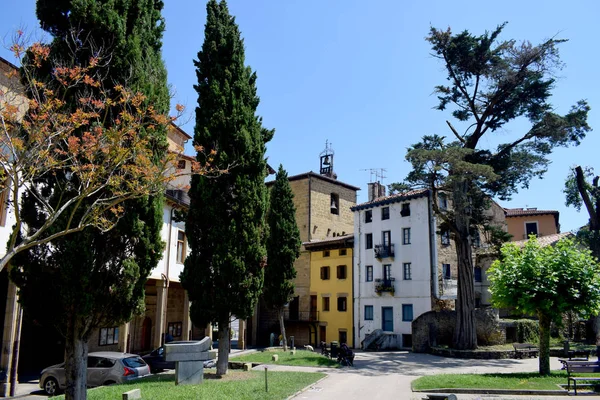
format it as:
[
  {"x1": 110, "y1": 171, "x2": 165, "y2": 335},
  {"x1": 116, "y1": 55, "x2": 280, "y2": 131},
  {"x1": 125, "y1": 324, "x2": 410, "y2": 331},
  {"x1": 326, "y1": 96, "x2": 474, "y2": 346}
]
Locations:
[{"x1": 360, "y1": 168, "x2": 387, "y2": 183}]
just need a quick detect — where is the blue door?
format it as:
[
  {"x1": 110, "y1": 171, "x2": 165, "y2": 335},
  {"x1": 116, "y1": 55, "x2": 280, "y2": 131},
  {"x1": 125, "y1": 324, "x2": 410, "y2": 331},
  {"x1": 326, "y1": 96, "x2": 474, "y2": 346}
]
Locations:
[{"x1": 382, "y1": 307, "x2": 393, "y2": 331}]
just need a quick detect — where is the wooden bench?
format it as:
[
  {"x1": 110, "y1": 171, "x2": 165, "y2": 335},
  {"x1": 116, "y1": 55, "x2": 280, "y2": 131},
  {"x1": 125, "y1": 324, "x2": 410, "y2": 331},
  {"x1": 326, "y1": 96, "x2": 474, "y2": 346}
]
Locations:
[
  {"x1": 565, "y1": 360, "x2": 600, "y2": 395},
  {"x1": 559, "y1": 350, "x2": 592, "y2": 369},
  {"x1": 512, "y1": 343, "x2": 539, "y2": 358}
]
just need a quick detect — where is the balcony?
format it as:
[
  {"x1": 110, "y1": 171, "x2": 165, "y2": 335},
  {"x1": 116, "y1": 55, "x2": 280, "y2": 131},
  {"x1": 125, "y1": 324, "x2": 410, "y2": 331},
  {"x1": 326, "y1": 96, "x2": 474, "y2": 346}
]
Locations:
[
  {"x1": 374, "y1": 244, "x2": 395, "y2": 259},
  {"x1": 283, "y1": 310, "x2": 319, "y2": 322},
  {"x1": 166, "y1": 188, "x2": 190, "y2": 206},
  {"x1": 375, "y1": 278, "x2": 395, "y2": 295}
]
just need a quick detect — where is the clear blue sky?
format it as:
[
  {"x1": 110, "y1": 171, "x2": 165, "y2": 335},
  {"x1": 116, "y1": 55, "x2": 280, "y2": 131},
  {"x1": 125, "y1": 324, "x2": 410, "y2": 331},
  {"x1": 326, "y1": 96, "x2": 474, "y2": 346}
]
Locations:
[{"x1": 2, "y1": 0, "x2": 598, "y2": 232}]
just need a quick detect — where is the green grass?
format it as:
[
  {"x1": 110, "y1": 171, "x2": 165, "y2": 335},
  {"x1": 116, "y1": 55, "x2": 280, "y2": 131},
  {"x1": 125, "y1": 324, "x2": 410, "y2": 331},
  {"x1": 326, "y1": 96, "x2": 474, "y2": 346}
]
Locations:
[
  {"x1": 412, "y1": 371, "x2": 588, "y2": 391},
  {"x1": 54, "y1": 370, "x2": 325, "y2": 400},
  {"x1": 233, "y1": 350, "x2": 340, "y2": 368}
]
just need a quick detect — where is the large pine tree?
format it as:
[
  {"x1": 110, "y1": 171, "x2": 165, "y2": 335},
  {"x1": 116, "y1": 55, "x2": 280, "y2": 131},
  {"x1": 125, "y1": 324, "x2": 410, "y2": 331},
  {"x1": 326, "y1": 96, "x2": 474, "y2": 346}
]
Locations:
[
  {"x1": 181, "y1": 0, "x2": 273, "y2": 376},
  {"x1": 264, "y1": 165, "x2": 301, "y2": 352},
  {"x1": 10, "y1": 1, "x2": 169, "y2": 399}
]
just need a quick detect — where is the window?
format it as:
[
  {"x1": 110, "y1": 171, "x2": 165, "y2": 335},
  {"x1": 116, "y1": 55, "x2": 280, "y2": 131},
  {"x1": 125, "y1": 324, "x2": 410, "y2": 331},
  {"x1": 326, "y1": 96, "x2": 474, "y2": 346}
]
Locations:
[
  {"x1": 441, "y1": 230, "x2": 450, "y2": 245},
  {"x1": 365, "y1": 210, "x2": 372, "y2": 223},
  {"x1": 443, "y1": 263, "x2": 451, "y2": 280},
  {"x1": 402, "y1": 228, "x2": 411, "y2": 245},
  {"x1": 438, "y1": 193, "x2": 448, "y2": 210},
  {"x1": 339, "y1": 249, "x2": 347, "y2": 256},
  {"x1": 365, "y1": 233, "x2": 373, "y2": 249},
  {"x1": 337, "y1": 265, "x2": 347, "y2": 279},
  {"x1": 381, "y1": 207, "x2": 390, "y2": 220},
  {"x1": 383, "y1": 264, "x2": 392, "y2": 281},
  {"x1": 337, "y1": 296, "x2": 347, "y2": 312},
  {"x1": 330, "y1": 193, "x2": 339, "y2": 215},
  {"x1": 525, "y1": 222, "x2": 538, "y2": 237},
  {"x1": 472, "y1": 230, "x2": 481, "y2": 247},
  {"x1": 339, "y1": 330, "x2": 347, "y2": 344},
  {"x1": 323, "y1": 250, "x2": 330, "y2": 257},
  {"x1": 99, "y1": 327, "x2": 119, "y2": 346},
  {"x1": 168, "y1": 322, "x2": 182, "y2": 338},
  {"x1": 402, "y1": 304, "x2": 414, "y2": 321},
  {"x1": 401, "y1": 203, "x2": 410, "y2": 217},
  {"x1": 322, "y1": 297, "x2": 330, "y2": 312},
  {"x1": 403, "y1": 263, "x2": 412, "y2": 280},
  {"x1": 474, "y1": 266, "x2": 482, "y2": 283},
  {"x1": 176, "y1": 230, "x2": 186, "y2": 264},
  {"x1": 320, "y1": 266, "x2": 330, "y2": 280},
  {"x1": 366, "y1": 265, "x2": 373, "y2": 282},
  {"x1": 382, "y1": 230, "x2": 391, "y2": 248},
  {"x1": 177, "y1": 159, "x2": 186, "y2": 169},
  {"x1": 364, "y1": 305, "x2": 374, "y2": 320}
]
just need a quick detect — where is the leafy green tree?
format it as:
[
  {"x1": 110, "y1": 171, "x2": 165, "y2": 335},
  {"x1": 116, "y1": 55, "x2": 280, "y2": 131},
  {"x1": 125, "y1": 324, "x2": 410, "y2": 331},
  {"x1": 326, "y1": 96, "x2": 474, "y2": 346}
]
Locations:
[
  {"x1": 396, "y1": 23, "x2": 590, "y2": 349},
  {"x1": 565, "y1": 166, "x2": 600, "y2": 259},
  {"x1": 181, "y1": 0, "x2": 273, "y2": 376},
  {"x1": 488, "y1": 237, "x2": 600, "y2": 375},
  {"x1": 10, "y1": 1, "x2": 170, "y2": 399},
  {"x1": 264, "y1": 165, "x2": 301, "y2": 352}
]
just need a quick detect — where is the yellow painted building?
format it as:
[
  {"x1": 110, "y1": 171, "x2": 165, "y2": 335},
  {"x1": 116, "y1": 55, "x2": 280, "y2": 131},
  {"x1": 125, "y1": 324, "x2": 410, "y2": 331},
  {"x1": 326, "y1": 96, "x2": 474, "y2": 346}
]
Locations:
[{"x1": 305, "y1": 235, "x2": 354, "y2": 347}]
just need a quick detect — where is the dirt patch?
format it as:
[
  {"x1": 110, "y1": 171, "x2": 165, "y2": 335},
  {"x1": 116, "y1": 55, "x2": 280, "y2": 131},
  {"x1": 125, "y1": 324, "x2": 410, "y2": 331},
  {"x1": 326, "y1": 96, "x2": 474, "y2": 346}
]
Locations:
[{"x1": 203, "y1": 370, "x2": 253, "y2": 381}]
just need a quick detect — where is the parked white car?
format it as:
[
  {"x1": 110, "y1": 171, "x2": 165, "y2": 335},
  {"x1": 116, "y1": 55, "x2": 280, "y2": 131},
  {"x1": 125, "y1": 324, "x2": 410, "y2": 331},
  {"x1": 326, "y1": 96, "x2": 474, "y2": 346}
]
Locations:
[{"x1": 39, "y1": 352, "x2": 151, "y2": 395}]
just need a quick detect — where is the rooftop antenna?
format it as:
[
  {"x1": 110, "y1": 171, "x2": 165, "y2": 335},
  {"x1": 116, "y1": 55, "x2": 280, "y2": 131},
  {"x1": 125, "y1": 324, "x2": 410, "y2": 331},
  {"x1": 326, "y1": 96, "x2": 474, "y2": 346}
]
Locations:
[{"x1": 360, "y1": 168, "x2": 387, "y2": 183}]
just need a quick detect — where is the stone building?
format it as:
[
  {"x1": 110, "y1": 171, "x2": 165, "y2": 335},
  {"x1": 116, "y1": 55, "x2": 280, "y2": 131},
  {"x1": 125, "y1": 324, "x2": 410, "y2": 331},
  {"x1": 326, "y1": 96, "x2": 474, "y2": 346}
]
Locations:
[{"x1": 249, "y1": 144, "x2": 359, "y2": 347}]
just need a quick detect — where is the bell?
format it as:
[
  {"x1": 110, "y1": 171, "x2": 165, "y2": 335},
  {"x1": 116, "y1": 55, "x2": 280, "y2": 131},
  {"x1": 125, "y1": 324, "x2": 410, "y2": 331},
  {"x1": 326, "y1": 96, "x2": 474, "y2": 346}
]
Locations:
[
  {"x1": 330, "y1": 200, "x2": 337, "y2": 210},
  {"x1": 323, "y1": 155, "x2": 330, "y2": 166}
]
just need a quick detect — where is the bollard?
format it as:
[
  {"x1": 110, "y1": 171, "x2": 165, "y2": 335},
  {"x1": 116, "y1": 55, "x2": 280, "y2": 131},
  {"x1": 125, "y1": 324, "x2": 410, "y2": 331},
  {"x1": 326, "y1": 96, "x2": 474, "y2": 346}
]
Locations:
[{"x1": 265, "y1": 366, "x2": 268, "y2": 392}]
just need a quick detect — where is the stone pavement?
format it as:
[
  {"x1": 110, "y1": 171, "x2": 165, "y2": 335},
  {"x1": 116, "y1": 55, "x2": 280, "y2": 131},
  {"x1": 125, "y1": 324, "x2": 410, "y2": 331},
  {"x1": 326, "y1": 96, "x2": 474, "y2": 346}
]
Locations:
[{"x1": 251, "y1": 351, "x2": 600, "y2": 400}]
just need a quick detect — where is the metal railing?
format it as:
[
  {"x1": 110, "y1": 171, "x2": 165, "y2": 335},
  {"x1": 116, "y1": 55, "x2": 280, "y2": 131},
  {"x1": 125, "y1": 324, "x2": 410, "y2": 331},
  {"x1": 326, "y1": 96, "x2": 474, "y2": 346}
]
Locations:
[
  {"x1": 374, "y1": 244, "x2": 395, "y2": 258},
  {"x1": 283, "y1": 310, "x2": 319, "y2": 322},
  {"x1": 375, "y1": 278, "x2": 395, "y2": 294}
]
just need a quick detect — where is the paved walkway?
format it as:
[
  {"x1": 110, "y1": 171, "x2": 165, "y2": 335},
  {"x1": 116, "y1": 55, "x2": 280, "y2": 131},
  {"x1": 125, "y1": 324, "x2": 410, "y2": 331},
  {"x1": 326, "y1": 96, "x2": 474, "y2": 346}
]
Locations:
[{"x1": 251, "y1": 351, "x2": 600, "y2": 400}]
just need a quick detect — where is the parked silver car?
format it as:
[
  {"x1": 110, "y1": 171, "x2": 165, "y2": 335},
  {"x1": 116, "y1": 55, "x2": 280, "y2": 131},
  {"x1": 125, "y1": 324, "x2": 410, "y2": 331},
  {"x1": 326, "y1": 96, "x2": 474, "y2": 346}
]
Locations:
[{"x1": 39, "y1": 351, "x2": 151, "y2": 395}]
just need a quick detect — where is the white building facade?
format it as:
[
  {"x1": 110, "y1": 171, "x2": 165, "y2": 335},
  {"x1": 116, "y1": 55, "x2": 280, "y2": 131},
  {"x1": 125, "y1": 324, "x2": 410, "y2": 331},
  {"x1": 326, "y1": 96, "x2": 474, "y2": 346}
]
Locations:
[{"x1": 352, "y1": 187, "x2": 435, "y2": 349}]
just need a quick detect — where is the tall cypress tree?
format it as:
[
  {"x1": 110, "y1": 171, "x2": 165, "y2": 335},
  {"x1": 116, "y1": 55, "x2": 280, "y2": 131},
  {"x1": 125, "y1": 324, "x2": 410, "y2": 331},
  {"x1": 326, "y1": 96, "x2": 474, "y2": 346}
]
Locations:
[
  {"x1": 181, "y1": 0, "x2": 273, "y2": 376},
  {"x1": 10, "y1": 1, "x2": 169, "y2": 399},
  {"x1": 264, "y1": 165, "x2": 301, "y2": 352}
]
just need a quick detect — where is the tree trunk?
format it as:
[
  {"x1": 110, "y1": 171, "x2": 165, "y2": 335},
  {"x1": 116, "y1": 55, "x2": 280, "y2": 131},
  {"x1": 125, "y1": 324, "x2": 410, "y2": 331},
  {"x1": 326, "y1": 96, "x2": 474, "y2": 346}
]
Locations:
[
  {"x1": 452, "y1": 181, "x2": 477, "y2": 350},
  {"x1": 216, "y1": 319, "x2": 230, "y2": 376},
  {"x1": 538, "y1": 311, "x2": 551, "y2": 376},
  {"x1": 278, "y1": 308, "x2": 288, "y2": 352},
  {"x1": 64, "y1": 318, "x2": 88, "y2": 400}
]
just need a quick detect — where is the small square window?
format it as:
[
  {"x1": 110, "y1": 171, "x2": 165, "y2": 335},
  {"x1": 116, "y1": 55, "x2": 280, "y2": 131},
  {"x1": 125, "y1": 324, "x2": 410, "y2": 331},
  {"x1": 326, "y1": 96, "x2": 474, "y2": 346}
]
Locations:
[
  {"x1": 177, "y1": 159, "x2": 186, "y2": 169},
  {"x1": 438, "y1": 193, "x2": 448, "y2": 210},
  {"x1": 403, "y1": 228, "x2": 411, "y2": 245},
  {"x1": 365, "y1": 233, "x2": 373, "y2": 249},
  {"x1": 401, "y1": 203, "x2": 410, "y2": 217},
  {"x1": 337, "y1": 265, "x2": 347, "y2": 279},
  {"x1": 381, "y1": 207, "x2": 390, "y2": 220},
  {"x1": 339, "y1": 249, "x2": 347, "y2": 256},
  {"x1": 364, "y1": 305, "x2": 374, "y2": 320},
  {"x1": 322, "y1": 297, "x2": 330, "y2": 312},
  {"x1": 337, "y1": 297, "x2": 347, "y2": 312},
  {"x1": 403, "y1": 263, "x2": 412, "y2": 280},
  {"x1": 402, "y1": 304, "x2": 413, "y2": 321},
  {"x1": 177, "y1": 231, "x2": 186, "y2": 264},
  {"x1": 320, "y1": 266, "x2": 330, "y2": 280},
  {"x1": 443, "y1": 264, "x2": 451, "y2": 280},
  {"x1": 323, "y1": 250, "x2": 330, "y2": 257},
  {"x1": 441, "y1": 230, "x2": 450, "y2": 245},
  {"x1": 99, "y1": 327, "x2": 119, "y2": 346},
  {"x1": 168, "y1": 322, "x2": 183, "y2": 338},
  {"x1": 366, "y1": 265, "x2": 373, "y2": 282},
  {"x1": 365, "y1": 210, "x2": 372, "y2": 223}
]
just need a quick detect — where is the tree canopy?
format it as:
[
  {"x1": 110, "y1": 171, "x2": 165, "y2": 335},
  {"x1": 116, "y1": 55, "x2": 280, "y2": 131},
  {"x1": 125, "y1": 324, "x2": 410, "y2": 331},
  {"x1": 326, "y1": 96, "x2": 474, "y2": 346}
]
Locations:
[
  {"x1": 396, "y1": 23, "x2": 590, "y2": 349},
  {"x1": 264, "y1": 165, "x2": 301, "y2": 351},
  {"x1": 488, "y1": 237, "x2": 600, "y2": 375},
  {"x1": 181, "y1": 0, "x2": 273, "y2": 376}
]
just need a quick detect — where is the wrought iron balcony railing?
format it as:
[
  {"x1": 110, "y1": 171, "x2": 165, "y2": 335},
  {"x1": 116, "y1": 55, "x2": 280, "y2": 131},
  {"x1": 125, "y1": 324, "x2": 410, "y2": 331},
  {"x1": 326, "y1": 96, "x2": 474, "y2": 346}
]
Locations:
[
  {"x1": 283, "y1": 310, "x2": 319, "y2": 322},
  {"x1": 374, "y1": 244, "x2": 395, "y2": 258},
  {"x1": 375, "y1": 278, "x2": 395, "y2": 294}
]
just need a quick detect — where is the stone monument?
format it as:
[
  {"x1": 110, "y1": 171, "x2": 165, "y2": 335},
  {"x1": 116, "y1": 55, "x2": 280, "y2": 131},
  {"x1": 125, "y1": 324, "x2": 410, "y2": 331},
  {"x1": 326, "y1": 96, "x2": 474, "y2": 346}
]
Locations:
[{"x1": 164, "y1": 337, "x2": 217, "y2": 385}]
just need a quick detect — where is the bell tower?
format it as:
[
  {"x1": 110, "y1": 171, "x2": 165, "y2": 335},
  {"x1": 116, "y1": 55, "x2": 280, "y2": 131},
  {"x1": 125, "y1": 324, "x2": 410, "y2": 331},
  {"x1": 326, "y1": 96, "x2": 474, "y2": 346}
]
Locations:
[{"x1": 319, "y1": 140, "x2": 336, "y2": 179}]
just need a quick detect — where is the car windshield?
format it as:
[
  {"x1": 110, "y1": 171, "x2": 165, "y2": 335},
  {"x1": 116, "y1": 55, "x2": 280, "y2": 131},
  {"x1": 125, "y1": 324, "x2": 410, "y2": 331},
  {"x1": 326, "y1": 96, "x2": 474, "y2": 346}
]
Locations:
[{"x1": 122, "y1": 356, "x2": 147, "y2": 368}]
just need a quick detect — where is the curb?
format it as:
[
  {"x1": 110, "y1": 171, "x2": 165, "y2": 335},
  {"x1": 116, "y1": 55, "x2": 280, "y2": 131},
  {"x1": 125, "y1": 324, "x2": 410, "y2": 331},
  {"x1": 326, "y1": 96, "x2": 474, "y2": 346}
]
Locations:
[
  {"x1": 414, "y1": 388, "x2": 570, "y2": 396},
  {"x1": 287, "y1": 374, "x2": 329, "y2": 400}
]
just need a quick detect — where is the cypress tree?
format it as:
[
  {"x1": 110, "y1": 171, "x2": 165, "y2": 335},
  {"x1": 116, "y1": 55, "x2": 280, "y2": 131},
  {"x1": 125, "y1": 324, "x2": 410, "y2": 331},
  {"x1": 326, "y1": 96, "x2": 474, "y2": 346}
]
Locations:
[
  {"x1": 181, "y1": 0, "x2": 273, "y2": 376},
  {"x1": 264, "y1": 165, "x2": 301, "y2": 352},
  {"x1": 10, "y1": 1, "x2": 169, "y2": 399}
]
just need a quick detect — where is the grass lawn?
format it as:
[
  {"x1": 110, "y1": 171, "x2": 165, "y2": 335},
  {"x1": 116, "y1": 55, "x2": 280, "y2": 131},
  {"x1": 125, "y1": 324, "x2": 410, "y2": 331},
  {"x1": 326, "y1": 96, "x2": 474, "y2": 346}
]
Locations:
[
  {"x1": 53, "y1": 370, "x2": 325, "y2": 400},
  {"x1": 411, "y1": 371, "x2": 596, "y2": 391},
  {"x1": 233, "y1": 350, "x2": 340, "y2": 368}
]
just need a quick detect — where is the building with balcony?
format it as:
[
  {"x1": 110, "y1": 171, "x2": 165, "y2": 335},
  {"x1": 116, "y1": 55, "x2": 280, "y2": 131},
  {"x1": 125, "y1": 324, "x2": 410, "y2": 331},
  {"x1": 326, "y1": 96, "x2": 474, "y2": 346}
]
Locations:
[{"x1": 305, "y1": 235, "x2": 354, "y2": 347}]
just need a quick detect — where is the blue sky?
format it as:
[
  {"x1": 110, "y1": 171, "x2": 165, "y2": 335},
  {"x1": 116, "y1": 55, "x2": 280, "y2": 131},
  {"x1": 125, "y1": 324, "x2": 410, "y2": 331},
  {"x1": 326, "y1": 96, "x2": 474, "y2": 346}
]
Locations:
[{"x1": 2, "y1": 0, "x2": 598, "y2": 232}]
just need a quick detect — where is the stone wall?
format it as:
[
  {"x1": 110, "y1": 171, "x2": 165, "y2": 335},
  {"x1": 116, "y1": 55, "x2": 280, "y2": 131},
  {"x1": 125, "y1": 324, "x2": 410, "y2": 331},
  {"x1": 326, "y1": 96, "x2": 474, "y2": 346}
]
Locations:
[{"x1": 412, "y1": 308, "x2": 505, "y2": 352}]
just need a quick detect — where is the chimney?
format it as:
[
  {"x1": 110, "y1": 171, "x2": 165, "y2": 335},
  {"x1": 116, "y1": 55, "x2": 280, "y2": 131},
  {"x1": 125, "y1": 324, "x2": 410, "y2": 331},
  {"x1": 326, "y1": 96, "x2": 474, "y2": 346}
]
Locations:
[{"x1": 367, "y1": 182, "x2": 386, "y2": 202}]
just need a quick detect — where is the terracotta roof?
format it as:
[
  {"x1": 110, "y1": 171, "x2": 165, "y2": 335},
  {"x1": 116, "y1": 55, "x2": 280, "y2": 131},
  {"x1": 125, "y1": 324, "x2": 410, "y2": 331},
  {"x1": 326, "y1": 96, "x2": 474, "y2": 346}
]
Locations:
[
  {"x1": 504, "y1": 208, "x2": 558, "y2": 217},
  {"x1": 350, "y1": 189, "x2": 429, "y2": 211},
  {"x1": 266, "y1": 171, "x2": 360, "y2": 191},
  {"x1": 512, "y1": 232, "x2": 573, "y2": 248},
  {"x1": 303, "y1": 234, "x2": 354, "y2": 250}
]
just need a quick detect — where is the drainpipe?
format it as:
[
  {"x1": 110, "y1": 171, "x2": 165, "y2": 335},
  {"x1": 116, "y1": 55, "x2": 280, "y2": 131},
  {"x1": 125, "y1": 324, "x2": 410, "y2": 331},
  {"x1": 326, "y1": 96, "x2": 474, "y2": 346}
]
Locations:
[{"x1": 356, "y1": 209, "x2": 362, "y2": 347}]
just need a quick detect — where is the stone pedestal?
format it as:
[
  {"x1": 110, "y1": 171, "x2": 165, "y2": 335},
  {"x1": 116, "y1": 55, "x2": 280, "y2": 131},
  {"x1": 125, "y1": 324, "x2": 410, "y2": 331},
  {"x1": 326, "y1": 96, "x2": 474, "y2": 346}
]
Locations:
[
  {"x1": 164, "y1": 337, "x2": 216, "y2": 386},
  {"x1": 175, "y1": 361, "x2": 204, "y2": 385}
]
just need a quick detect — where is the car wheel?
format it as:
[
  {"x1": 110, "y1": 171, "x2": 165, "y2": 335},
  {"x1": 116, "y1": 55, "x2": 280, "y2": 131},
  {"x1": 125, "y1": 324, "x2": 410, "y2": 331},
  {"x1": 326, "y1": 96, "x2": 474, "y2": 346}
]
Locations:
[{"x1": 43, "y1": 377, "x2": 59, "y2": 396}]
